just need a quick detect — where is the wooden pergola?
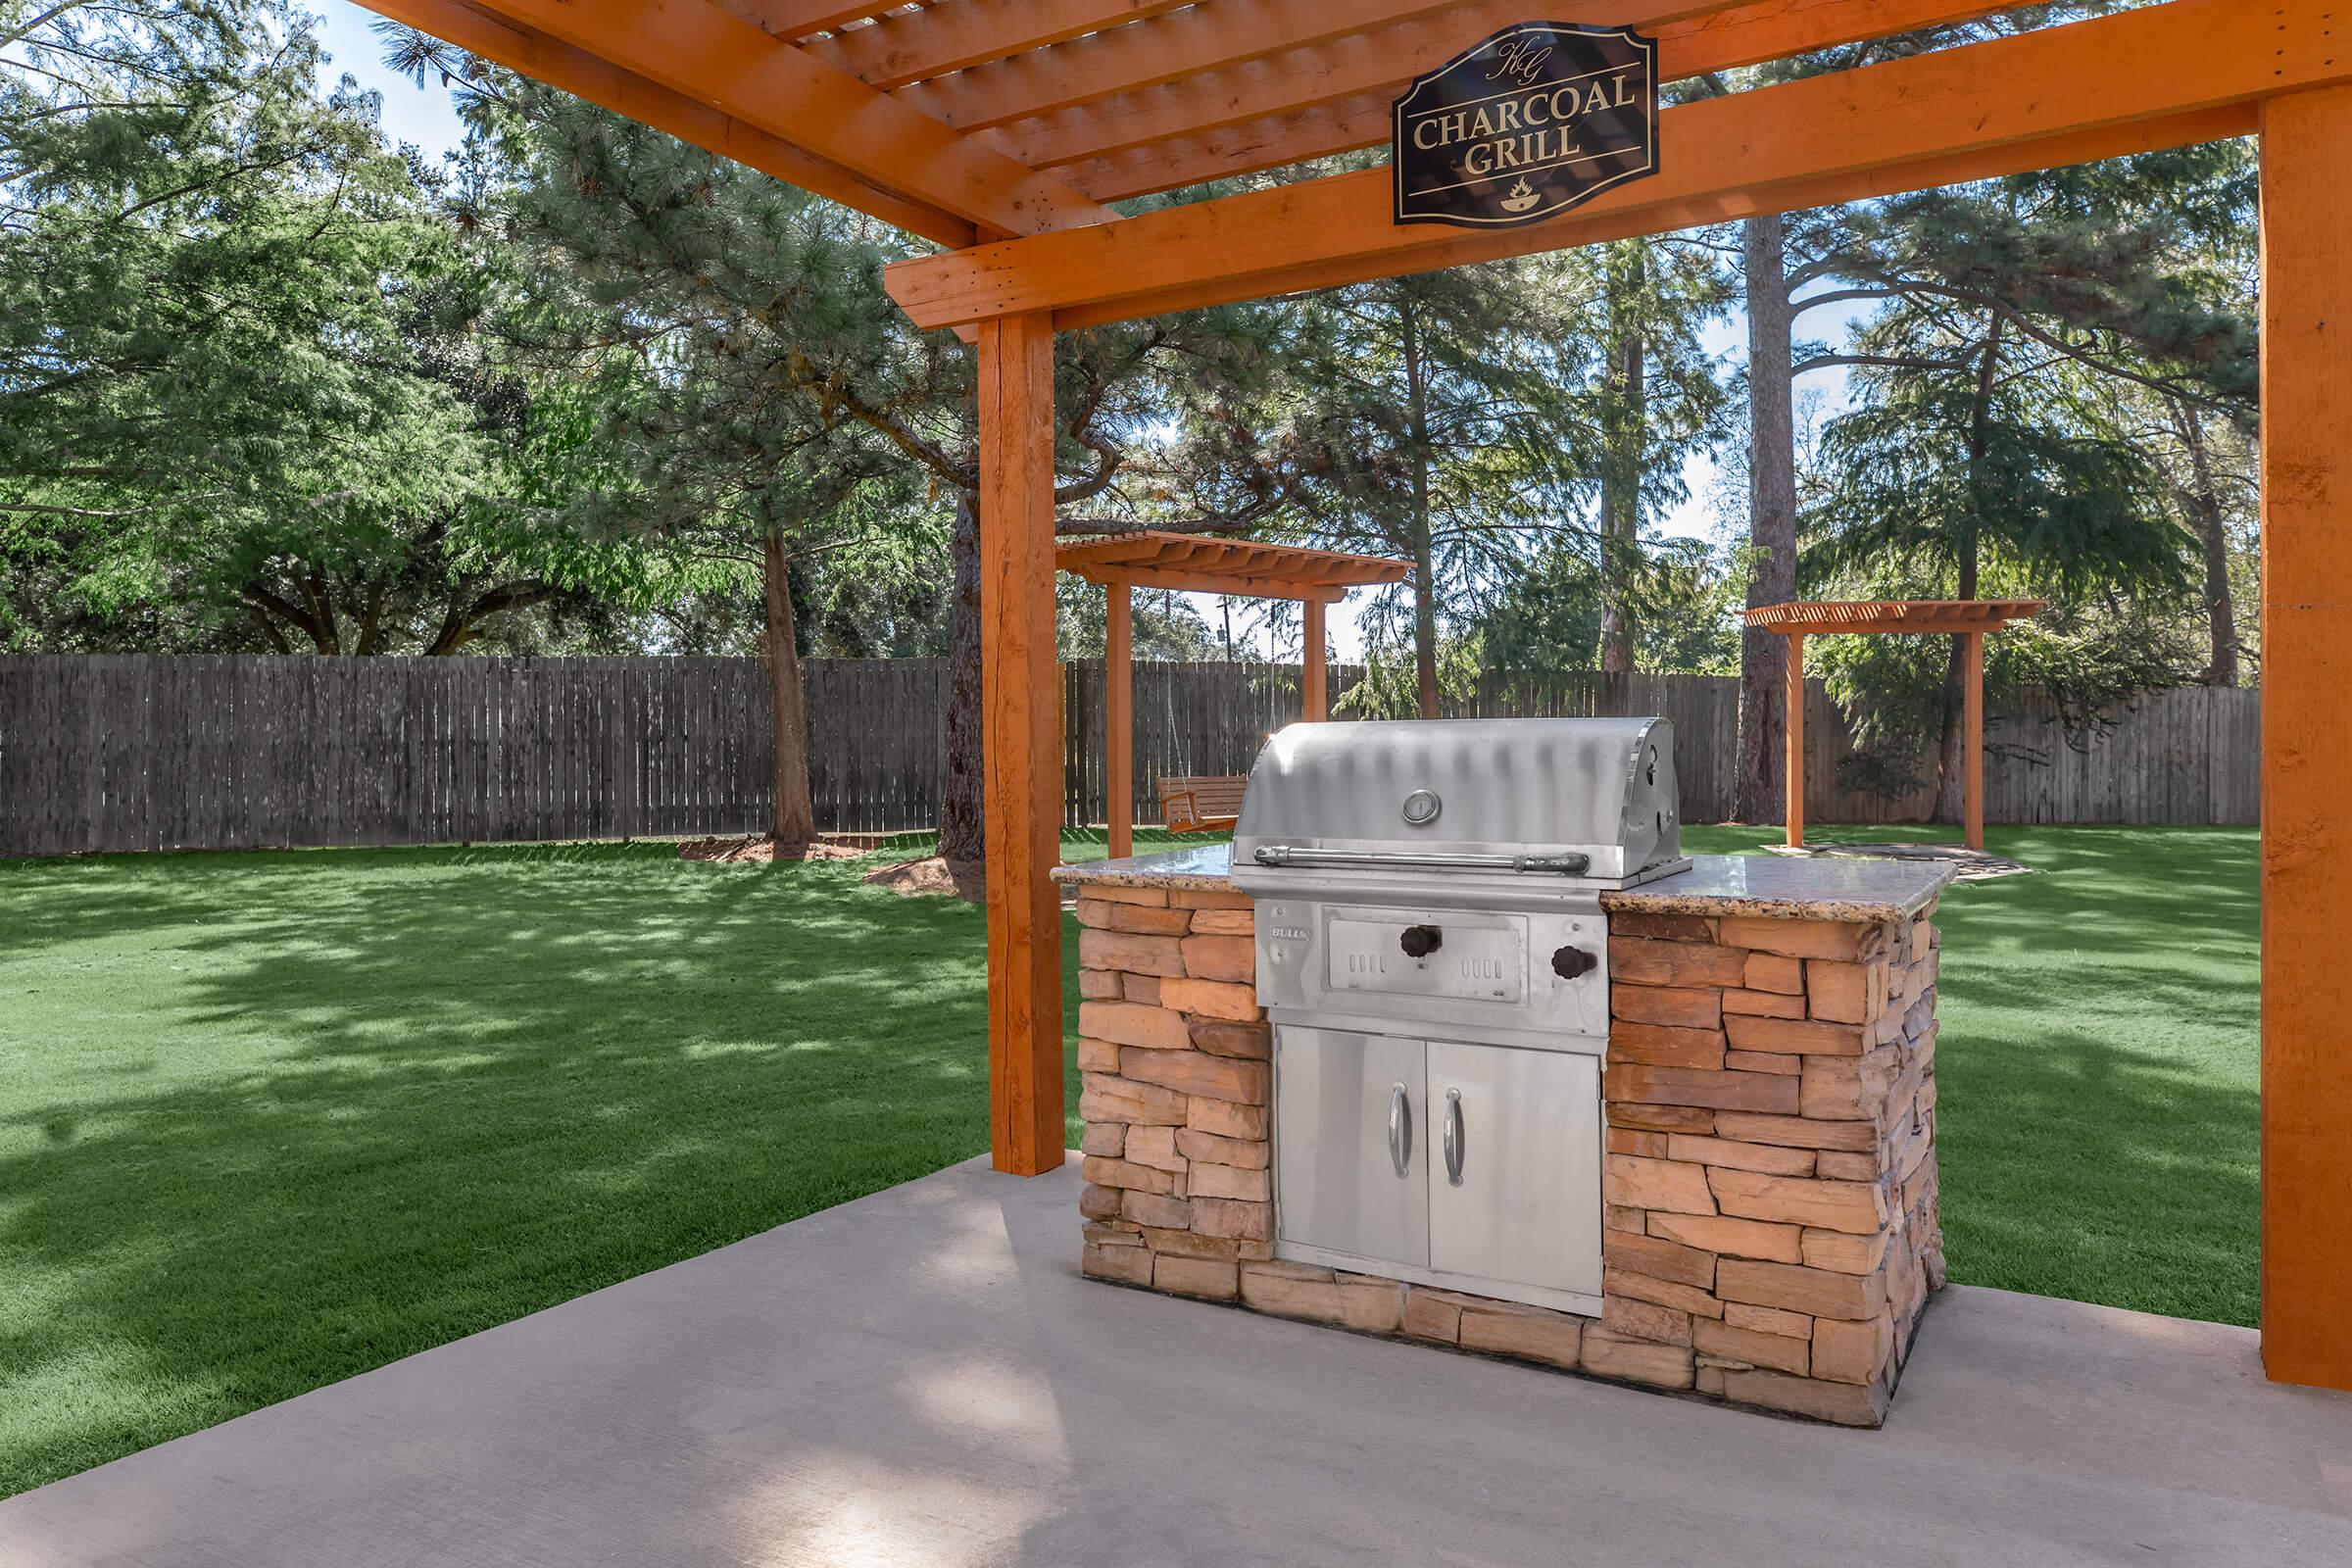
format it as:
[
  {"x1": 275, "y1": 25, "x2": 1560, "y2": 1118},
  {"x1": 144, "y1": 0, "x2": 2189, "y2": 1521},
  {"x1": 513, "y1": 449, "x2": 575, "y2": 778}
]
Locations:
[
  {"x1": 1055, "y1": 530, "x2": 1411, "y2": 858},
  {"x1": 357, "y1": 0, "x2": 2352, "y2": 1392},
  {"x1": 1746, "y1": 599, "x2": 2044, "y2": 853}
]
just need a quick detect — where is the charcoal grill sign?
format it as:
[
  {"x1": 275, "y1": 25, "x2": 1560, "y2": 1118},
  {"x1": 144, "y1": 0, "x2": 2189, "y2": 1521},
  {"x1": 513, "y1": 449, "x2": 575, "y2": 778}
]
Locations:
[{"x1": 1393, "y1": 23, "x2": 1658, "y2": 228}]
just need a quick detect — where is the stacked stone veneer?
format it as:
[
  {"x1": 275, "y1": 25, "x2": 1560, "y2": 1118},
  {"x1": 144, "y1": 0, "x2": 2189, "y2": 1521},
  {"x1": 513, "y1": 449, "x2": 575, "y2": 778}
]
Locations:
[{"x1": 1071, "y1": 881, "x2": 1945, "y2": 1429}]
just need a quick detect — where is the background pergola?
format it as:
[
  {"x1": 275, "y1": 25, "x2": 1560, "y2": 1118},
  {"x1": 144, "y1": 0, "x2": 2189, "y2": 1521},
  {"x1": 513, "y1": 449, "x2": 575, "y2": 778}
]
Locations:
[
  {"x1": 1055, "y1": 530, "x2": 1411, "y2": 858},
  {"x1": 1746, "y1": 600, "x2": 2044, "y2": 853},
  {"x1": 357, "y1": 0, "x2": 2352, "y2": 1393}
]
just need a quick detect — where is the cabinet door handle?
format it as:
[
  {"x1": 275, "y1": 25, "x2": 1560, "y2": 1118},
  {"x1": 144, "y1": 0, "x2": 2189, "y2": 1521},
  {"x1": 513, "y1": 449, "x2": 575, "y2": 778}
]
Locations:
[
  {"x1": 1444, "y1": 1088, "x2": 1465, "y2": 1187},
  {"x1": 1388, "y1": 1082, "x2": 1412, "y2": 1177}
]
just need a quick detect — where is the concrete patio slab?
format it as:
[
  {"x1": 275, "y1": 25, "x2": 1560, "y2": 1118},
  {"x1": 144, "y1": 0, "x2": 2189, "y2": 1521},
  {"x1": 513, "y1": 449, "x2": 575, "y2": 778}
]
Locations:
[{"x1": 3, "y1": 1154, "x2": 2346, "y2": 1568}]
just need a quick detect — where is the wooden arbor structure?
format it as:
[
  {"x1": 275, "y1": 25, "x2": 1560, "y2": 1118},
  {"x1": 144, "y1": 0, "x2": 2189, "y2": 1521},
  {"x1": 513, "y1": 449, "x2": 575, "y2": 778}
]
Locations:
[
  {"x1": 1055, "y1": 530, "x2": 1411, "y2": 858},
  {"x1": 357, "y1": 0, "x2": 2352, "y2": 1391},
  {"x1": 1746, "y1": 600, "x2": 2044, "y2": 852}
]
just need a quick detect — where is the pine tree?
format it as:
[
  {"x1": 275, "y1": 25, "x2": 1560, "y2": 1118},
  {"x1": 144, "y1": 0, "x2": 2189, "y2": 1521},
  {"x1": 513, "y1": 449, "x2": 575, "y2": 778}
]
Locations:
[
  {"x1": 1707, "y1": 6, "x2": 2230, "y2": 821},
  {"x1": 386, "y1": 28, "x2": 1287, "y2": 857},
  {"x1": 1219, "y1": 244, "x2": 1723, "y2": 716}
]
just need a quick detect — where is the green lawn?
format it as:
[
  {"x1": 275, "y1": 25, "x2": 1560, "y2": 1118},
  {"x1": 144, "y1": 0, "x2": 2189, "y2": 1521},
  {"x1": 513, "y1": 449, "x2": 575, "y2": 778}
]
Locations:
[
  {"x1": 0, "y1": 824, "x2": 2255, "y2": 1497},
  {"x1": 1681, "y1": 826, "x2": 2259, "y2": 1332}
]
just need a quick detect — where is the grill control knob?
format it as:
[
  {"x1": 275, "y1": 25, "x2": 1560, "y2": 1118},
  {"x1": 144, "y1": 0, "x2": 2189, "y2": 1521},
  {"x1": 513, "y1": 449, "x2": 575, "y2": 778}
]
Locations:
[
  {"x1": 1399, "y1": 924, "x2": 1444, "y2": 958},
  {"x1": 1550, "y1": 944, "x2": 1597, "y2": 980}
]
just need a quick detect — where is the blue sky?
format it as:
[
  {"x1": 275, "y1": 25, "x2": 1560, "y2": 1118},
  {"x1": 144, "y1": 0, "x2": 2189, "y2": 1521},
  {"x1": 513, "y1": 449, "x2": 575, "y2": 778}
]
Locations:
[
  {"x1": 310, "y1": 1, "x2": 1862, "y2": 661},
  {"x1": 315, "y1": 2, "x2": 468, "y2": 156}
]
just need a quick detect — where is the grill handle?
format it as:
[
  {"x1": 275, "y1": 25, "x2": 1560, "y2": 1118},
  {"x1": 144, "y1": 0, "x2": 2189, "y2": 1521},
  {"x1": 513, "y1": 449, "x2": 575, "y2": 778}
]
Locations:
[
  {"x1": 1443, "y1": 1088, "x2": 1465, "y2": 1187},
  {"x1": 1387, "y1": 1083, "x2": 1412, "y2": 1178},
  {"x1": 1250, "y1": 846, "x2": 1592, "y2": 876}
]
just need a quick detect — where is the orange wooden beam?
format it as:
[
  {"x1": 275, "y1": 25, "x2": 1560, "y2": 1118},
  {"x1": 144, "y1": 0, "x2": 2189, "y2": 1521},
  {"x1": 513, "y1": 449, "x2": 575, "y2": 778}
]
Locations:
[
  {"x1": 456, "y1": 0, "x2": 1113, "y2": 235},
  {"x1": 991, "y1": 0, "x2": 1703, "y2": 168},
  {"x1": 1054, "y1": 530, "x2": 1407, "y2": 589},
  {"x1": 897, "y1": 0, "x2": 1476, "y2": 134},
  {"x1": 1105, "y1": 580, "x2": 1134, "y2": 859},
  {"x1": 1784, "y1": 631, "x2": 1805, "y2": 850},
  {"x1": 1962, "y1": 629, "x2": 1984, "y2": 852},
  {"x1": 1089, "y1": 566, "x2": 1352, "y2": 603},
  {"x1": 1047, "y1": 0, "x2": 2020, "y2": 201},
  {"x1": 977, "y1": 312, "x2": 1066, "y2": 1177},
  {"x1": 2257, "y1": 82, "x2": 2352, "y2": 1393},
  {"x1": 1058, "y1": 101, "x2": 2256, "y2": 329},
  {"x1": 1747, "y1": 597, "x2": 2043, "y2": 620},
  {"x1": 359, "y1": 0, "x2": 975, "y2": 245},
  {"x1": 726, "y1": 2, "x2": 888, "y2": 40},
  {"x1": 1301, "y1": 597, "x2": 1328, "y2": 723},
  {"x1": 887, "y1": 0, "x2": 2316, "y2": 330},
  {"x1": 1749, "y1": 616, "x2": 2035, "y2": 635},
  {"x1": 808, "y1": 1, "x2": 1196, "y2": 92}
]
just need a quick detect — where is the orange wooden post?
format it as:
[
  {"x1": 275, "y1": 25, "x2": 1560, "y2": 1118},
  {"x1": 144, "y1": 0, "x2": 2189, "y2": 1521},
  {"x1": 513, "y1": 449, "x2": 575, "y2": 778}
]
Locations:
[
  {"x1": 2257, "y1": 84, "x2": 2352, "y2": 1391},
  {"x1": 1962, "y1": 630, "x2": 1985, "y2": 852},
  {"x1": 1105, "y1": 579, "x2": 1133, "y2": 858},
  {"x1": 1301, "y1": 597, "x2": 1328, "y2": 722},
  {"x1": 1784, "y1": 631, "x2": 1805, "y2": 848},
  {"x1": 976, "y1": 311, "x2": 1065, "y2": 1177}
]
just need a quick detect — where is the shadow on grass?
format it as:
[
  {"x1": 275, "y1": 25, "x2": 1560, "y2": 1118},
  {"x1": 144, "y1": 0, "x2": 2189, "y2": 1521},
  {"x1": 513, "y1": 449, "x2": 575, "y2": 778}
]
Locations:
[
  {"x1": 0, "y1": 842, "x2": 1087, "y2": 1496},
  {"x1": 1930, "y1": 828, "x2": 2258, "y2": 1326}
]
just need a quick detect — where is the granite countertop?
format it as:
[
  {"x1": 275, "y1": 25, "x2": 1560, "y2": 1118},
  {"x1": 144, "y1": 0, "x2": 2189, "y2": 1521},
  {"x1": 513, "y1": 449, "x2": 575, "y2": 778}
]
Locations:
[
  {"x1": 1054, "y1": 844, "x2": 1950, "y2": 923},
  {"x1": 1595, "y1": 853, "x2": 1951, "y2": 922},
  {"x1": 1054, "y1": 844, "x2": 1240, "y2": 892}
]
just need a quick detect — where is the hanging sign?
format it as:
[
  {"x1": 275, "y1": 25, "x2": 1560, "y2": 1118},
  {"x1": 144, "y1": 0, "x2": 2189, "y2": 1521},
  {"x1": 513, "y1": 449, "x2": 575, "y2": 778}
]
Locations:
[{"x1": 1392, "y1": 22, "x2": 1659, "y2": 229}]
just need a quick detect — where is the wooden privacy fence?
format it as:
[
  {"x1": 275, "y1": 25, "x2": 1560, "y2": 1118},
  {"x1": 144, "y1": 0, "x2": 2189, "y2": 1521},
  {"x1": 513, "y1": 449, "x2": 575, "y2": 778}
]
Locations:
[
  {"x1": 0, "y1": 654, "x2": 2260, "y2": 858},
  {"x1": 0, "y1": 656, "x2": 945, "y2": 858},
  {"x1": 1818, "y1": 683, "x2": 2262, "y2": 830},
  {"x1": 1060, "y1": 663, "x2": 1745, "y2": 831}
]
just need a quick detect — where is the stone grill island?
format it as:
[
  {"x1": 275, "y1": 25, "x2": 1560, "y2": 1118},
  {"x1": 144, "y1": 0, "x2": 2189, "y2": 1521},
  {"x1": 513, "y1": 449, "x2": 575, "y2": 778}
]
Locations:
[{"x1": 1054, "y1": 824, "x2": 1951, "y2": 1428}]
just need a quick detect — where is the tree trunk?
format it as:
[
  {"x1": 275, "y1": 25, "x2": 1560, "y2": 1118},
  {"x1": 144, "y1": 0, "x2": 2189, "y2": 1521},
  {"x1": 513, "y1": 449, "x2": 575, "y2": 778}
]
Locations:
[
  {"x1": 1410, "y1": 537, "x2": 1440, "y2": 718},
  {"x1": 938, "y1": 488, "x2": 987, "y2": 864},
  {"x1": 355, "y1": 580, "x2": 388, "y2": 657},
  {"x1": 762, "y1": 529, "x2": 816, "y2": 848},
  {"x1": 1598, "y1": 247, "x2": 1646, "y2": 679},
  {"x1": 2171, "y1": 397, "x2": 2241, "y2": 686},
  {"x1": 1931, "y1": 549, "x2": 1982, "y2": 825},
  {"x1": 1934, "y1": 317, "x2": 2002, "y2": 825},
  {"x1": 300, "y1": 572, "x2": 340, "y2": 654},
  {"x1": 1734, "y1": 213, "x2": 1797, "y2": 824},
  {"x1": 1399, "y1": 296, "x2": 1441, "y2": 718},
  {"x1": 245, "y1": 602, "x2": 293, "y2": 654}
]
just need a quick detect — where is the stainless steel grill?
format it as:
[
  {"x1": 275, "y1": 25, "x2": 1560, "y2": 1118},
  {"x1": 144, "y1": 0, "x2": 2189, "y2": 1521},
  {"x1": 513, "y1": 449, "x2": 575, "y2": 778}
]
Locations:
[{"x1": 1229, "y1": 716, "x2": 1690, "y2": 1316}]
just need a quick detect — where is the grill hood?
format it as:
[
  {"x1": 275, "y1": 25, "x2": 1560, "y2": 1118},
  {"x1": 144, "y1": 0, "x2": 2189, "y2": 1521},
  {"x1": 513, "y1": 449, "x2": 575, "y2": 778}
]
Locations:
[{"x1": 1232, "y1": 716, "x2": 1685, "y2": 887}]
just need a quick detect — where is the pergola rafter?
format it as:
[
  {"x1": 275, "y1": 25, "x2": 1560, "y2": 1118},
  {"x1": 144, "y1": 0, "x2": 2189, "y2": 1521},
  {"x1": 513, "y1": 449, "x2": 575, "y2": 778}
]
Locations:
[
  {"x1": 897, "y1": 0, "x2": 1479, "y2": 135},
  {"x1": 372, "y1": 0, "x2": 984, "y2": 243},
  {"x1": 801, "y1": 2, "x2": 1201, "y2": 94},
  {"x1": 353, "y1": 0, "x2": 2352, "y2": 1393},
  {"x1": 885, "y1": 0, "x2": 2317, "y2": 330},
  {"x1": 1041, "y1": 0, "x2": 2023, "y2": 202},
  {"x1": 370, "y1": 0, "x2": 1118, "y2": 240},
  {"x1": 989, "y1": 0, "x2": 1966, "y2": 179}
]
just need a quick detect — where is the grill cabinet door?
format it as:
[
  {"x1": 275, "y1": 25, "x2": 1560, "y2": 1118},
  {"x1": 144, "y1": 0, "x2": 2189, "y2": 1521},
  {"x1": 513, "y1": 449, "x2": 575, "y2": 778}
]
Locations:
[
  {"x1": 1426, "y1": 1041, "x2": 1602, "y2": 1298},
  {"x1": 1274, "y1": 1026, "x2": 1429, "y2": 1270}
]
